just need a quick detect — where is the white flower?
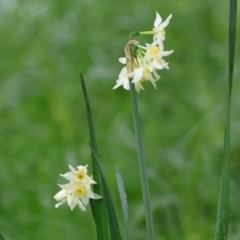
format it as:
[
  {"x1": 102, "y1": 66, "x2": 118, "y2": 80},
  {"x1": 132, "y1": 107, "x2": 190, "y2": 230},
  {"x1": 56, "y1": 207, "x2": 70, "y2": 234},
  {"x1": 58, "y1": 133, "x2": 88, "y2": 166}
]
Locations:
[
  {"x1": 114, "y1": 12, "x2": 173, "y2": 93},
  {"x1": 113, "y1": 66, "x2": 159, "y2": 93},
  {"x1": 113, "y1": 55, "x2": 161, "y2": 93},
  {"x1": 54, "y1": 165, "x2": 102, "y2": 211},
  {"x1": 153, "y1": 12, "x2": 172, "y2": 41},
  {"x1": 54, "y1": 189, "x2": 69, "y2": 208},
  {"x1": 143, "y1": 40, "x2": 173, "y2": 70},
  {"x1": 113, "y1": 66, "x2": 134, "y2": 90},
  {"x1": 60, "y1": 165, "x2": 96, "y2": 185},
  {"x1": 132, "y1": 67, "x2": 159, "y2": 92},
  {"x1": 55, "y1": 181, "x2": 102, "y2": 211}
]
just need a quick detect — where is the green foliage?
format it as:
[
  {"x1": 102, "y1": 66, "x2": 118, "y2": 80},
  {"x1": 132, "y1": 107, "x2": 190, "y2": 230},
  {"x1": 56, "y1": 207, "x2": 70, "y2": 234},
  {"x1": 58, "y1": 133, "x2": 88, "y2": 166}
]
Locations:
[
  {"x1": 116, "y1": 166, "x2": 129, "y2": 240},
  {"x1": 215, "y1": 0, "x2": 237, "y2": 239},
  {"x1": 0, "y1": 0, "x2": 240, "y2": 240},
  {"x1": 0, "y1": 233, "x2": 5, "y2": 240},
  {"x1": 90, "y1": 144, "x2": 122, "y2": 240},
  {"x1": 80, "y1": 71, "x2": 109, "y2": 240}
]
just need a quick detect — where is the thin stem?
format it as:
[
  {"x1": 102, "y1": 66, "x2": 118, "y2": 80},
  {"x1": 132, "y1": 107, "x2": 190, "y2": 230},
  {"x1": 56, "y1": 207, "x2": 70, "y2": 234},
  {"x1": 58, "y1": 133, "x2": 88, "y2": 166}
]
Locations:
[
  {"x1": 139, "y1": 31, "x2": 155, "y2": 35},
  {"x1": 129, "y1": 82, "x2": 155, "y2": 240},
  {"x1": 215, "y1": 0, "x2": 237, "y2": 239}
]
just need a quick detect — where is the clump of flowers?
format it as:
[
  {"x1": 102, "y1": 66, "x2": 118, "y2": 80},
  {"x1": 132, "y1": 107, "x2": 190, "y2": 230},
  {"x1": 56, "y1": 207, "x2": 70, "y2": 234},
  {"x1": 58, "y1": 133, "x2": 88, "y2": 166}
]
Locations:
[
  {"x1": 113, "y1": 12, "x2": 173, "y2": 93},
  {"x1": 54, "y1": 165, "x2": 102, "y2": 211}
]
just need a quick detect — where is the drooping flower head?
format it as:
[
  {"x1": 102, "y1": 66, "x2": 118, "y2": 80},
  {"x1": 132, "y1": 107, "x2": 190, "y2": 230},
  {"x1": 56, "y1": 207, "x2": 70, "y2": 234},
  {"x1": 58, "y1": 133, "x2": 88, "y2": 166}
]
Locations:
[{"x1": 113, "y1": 12, "x2": 173, "y2": 93}]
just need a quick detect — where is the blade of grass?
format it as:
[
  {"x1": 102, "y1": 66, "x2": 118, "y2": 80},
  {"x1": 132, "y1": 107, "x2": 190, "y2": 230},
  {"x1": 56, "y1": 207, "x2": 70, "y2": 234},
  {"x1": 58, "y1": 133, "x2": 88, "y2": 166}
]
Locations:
[
  {"x1": 89, "y1": 143, "x2": 122, "y2": 240},
  {"x1": 116, "y1": 166, "x2": 129, "y2": 240},
  {"x1": 79, "y1": 70, "x2": 109, "y2": 240},
  {"x1": 215, "y1": 1, "x2": 237, "y2": 239},
  {"x1": 0, "y1": 233, "x2": 5, "y2": 240},
  {"x1": 129, "y1": 82, "x2": 155, "y2": 240}
]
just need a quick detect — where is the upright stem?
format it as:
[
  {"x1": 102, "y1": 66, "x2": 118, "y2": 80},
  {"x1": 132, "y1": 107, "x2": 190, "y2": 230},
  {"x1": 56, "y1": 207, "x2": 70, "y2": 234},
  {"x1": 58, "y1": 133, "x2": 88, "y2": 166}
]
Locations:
[
  {"x1": 215, "y1": 0, "x2": 237, "y2": 239},
  {"x1": 130, "y1": 82, "x2": 155, "y2": 240}
]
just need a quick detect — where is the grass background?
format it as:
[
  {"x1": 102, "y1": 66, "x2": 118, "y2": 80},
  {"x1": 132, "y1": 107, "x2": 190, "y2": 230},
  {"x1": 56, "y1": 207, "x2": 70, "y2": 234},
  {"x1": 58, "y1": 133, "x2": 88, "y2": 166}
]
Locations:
[{"x1": 0, "y1": 0, "x2": 240, "y2": 239}]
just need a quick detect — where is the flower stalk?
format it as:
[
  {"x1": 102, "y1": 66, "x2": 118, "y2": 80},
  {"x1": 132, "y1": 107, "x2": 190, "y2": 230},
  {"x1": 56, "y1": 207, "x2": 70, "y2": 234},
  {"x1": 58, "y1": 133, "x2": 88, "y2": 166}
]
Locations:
[{"x1": 130, "y1": 82, "x2": 156, "y2": 240}]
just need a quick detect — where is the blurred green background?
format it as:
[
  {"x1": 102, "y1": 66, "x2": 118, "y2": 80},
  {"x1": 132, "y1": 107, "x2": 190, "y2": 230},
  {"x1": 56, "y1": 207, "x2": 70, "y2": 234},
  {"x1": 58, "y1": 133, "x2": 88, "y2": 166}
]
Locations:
[{"x1": 0, "y1": 0, "x2": 240, "y2": 239}]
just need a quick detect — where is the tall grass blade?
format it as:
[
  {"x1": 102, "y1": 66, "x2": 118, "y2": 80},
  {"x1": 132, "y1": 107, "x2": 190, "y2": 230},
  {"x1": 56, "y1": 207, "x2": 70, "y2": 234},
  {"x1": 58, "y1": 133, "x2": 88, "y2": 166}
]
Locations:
[
  {"x1": 116, "y1": 166, "x2": 129, "y2": 240},
  {"x1": 79, "y1": 70, "x2": 109, "y2": 240},
  {"x1": 129, "y1": 82, "x2": 155, "y2": 240},
  {"x1": 89, "y1": 143, "x2": 122, "y2": 240},
  {"x1": 0, "y1": 234, "x2": 5, "y2": 240},
  {"x1": 215, "y1": 1, "x2": 237, "y2": 239}
]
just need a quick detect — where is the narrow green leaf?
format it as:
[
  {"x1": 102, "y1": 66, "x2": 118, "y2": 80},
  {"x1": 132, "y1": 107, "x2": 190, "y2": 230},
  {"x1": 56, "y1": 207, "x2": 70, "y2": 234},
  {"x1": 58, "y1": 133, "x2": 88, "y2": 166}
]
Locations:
[
  {"x1": 228, "y1": 0, "x2": 237, "y2": 98},
  {"x1": 215, "y1": 1, "x2": 237, "y2": 239},
  {"x1": 79, "y1": 70, "x2": 109, "y2": 240},
  {"x1": 129, "y1": 83, "x2": 155, "y2": 240},
  {"x1": 0, "y1": 233, "x2": 5, "y2": 240},
  {"x1": 116, "y1": 166, "x2": 129, "y2": 240},
  {"x1": 89, "y1": 143, "x2": 122, "y2": 240}
]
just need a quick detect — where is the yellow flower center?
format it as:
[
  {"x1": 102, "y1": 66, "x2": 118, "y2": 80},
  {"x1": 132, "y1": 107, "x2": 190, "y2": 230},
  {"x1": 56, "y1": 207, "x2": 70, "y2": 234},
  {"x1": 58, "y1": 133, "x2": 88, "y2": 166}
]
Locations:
[
  {"x1": 154, "y1": 28, "x2": 166, "y2": 36},
  {"x1": 76, "y1": 172, "x2": 84, "y2": 181},
  {"x1": 74, "y1": 186, "x2": 85, "y2": 196},
  {"x1": 140, "y1": 68, "x2": 150, "y2": 83},
  {"x1": 150, "y1": 47, "x2": 159, "y2": 55}
]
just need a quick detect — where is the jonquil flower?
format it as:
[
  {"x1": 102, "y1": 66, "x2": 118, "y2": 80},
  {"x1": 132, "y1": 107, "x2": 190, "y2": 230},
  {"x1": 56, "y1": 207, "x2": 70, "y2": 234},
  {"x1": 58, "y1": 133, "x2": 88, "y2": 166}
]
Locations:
[
  {"x1": 60, "y1": 165, "x2": 96, "y2": 184},
  {"x1": 113, "y1": 12, "x2": 173, "y2": 93},
  {"x1": 153, "y1": 12, "x2": 172, "y2": 41},
  {"x1": 113, "y1": 65, "x2": 135, "y2": 91},
  {"x1": 54, "y1": 165, "x2": 102, "y2": 211},
  {"x1": 143, "y1": 40, "x2": 174, "y2": 71},
  {"x1": 113, "y1": 57, "x2": 160, "y2": 93}
]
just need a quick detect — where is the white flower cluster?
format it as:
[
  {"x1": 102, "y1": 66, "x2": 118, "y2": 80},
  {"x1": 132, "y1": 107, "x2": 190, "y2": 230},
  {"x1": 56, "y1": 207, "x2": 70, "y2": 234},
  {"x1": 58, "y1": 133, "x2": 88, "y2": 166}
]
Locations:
[
  {"x1": 54, "y1": 165, "x2": 102, "y2": 211},
  {"x1": 113, "y1": 12, "x2": 173, "y2": 93}
]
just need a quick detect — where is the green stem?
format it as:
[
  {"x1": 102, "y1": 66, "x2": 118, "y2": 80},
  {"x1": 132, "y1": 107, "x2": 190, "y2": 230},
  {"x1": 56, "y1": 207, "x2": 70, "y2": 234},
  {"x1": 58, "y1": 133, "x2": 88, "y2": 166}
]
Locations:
[
  {"x1": 129, "y1": 82, "x2": 155, "y2": 240},
  {"x1": 215, "y1": 0, "x2": 237, "y2": 239}
]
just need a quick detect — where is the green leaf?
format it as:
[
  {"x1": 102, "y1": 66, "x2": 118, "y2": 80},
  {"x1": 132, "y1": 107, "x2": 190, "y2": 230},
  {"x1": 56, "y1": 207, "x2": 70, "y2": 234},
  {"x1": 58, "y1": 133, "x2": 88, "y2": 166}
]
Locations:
[
  {"x1": 215, "y1": 1, "x2": 237, "y2": 239},
  {"x1": 116, "y1": 166, "x2": 129, "y2": 240},
  {"x1": 129, "y1": 83, "x2": 155, "y2": 240},
  {"x1": 0, "y1": 233, "x2": 5, "y2": 240},
  {"x1": 79, "y1": 70, "x2": 109, "y2": 240},
  {"x1": 89, "y1": 143, "x2": 122, "y2": 240}
]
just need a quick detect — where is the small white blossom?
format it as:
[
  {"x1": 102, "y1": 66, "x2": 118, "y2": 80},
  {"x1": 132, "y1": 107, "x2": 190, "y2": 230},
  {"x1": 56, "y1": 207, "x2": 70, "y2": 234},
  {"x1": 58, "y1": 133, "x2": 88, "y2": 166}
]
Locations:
[
  {"x1": 113, "y1": 53, "x2": 161, "y2": 93},
  {"x1": 113, "y1": 66, "x2": 134, "y2": 90},
  {"x1": 54, "y1": 189, "x2": 68, "y2": 208},
  {"x1": 60, "y1": 165, "x2": 96, "y2": 185},
  {"x1": 153, "y1": 12, "x2": 172, "y2": 41},
  {"x1": 54, "y1": 165, "x2": 102, "y2": 211},
  {"x1": 113, "y1": 64, "x2": 159, "y2": 93},
  {"x1": 56, "y1": 181, "x2": 101, "y2": 211},
  {"x1": 132, "y1": 67, "x2": 159, "y2": 92},
  {"x1": 143, "y1": 40, "x2": 173, "y2": 71}
]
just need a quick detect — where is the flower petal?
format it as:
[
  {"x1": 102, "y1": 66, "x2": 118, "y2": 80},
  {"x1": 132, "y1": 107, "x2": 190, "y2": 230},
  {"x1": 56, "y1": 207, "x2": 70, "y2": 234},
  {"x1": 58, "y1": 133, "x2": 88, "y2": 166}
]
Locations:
[
  {"x1": 67, "y1": 195, "x2": 78, "y2": 211},
  {"x1": 134, "y1": 82, "x2": 144, "y2": 93},
  {"x1": 77, "y1": 200, "x2": 86, "y2": 211},
  {"x1": 132, "y1": 68, "x2": 144, "y2": 83},
  {"x1": 160, "y1": 14, "x2": 172, "y2": 29},
  {"x1": 55, "y1": 198, "x2": 67, "y2": 208},
  {"x1": 119, "y1": 57, "x2": 126, "y2": 64},
  {"x1": 154, "y1": 12, "x2": 162, "y2": 29}
]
